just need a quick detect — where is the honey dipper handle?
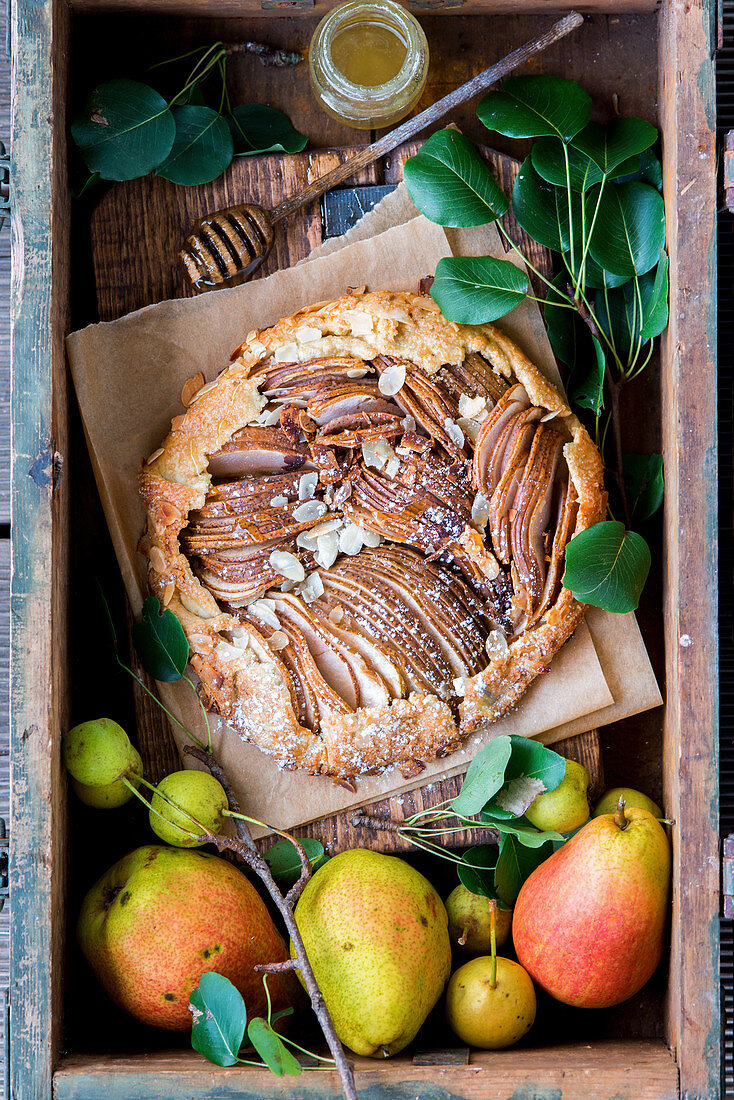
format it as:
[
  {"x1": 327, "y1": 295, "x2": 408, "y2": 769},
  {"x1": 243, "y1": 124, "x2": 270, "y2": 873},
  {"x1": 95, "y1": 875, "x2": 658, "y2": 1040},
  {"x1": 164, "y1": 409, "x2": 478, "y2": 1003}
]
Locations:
[{"x1": 269, "y1": 10, "x2": 584, "y2": 225}]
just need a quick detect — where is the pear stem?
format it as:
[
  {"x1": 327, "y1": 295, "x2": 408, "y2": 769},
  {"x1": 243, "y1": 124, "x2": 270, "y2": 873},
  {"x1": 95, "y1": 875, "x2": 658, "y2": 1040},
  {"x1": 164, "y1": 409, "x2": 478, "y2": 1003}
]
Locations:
[
  {"x1": 488, "y1": 900, "x2": 497, "y2": 989},
  {"x1": 614, "y1": 796, "x2": 629, "y2": 831},
  {"x1": 184, "y1": 744, "x2": 357, "y2": 1100}
]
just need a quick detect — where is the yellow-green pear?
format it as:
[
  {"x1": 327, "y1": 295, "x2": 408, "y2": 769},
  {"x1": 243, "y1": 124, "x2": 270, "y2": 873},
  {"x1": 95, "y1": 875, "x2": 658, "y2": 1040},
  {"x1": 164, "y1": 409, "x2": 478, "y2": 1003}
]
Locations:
[
  {"x1": 71, "y1": 748, "x2": 143, "y2": 808},
  {"x1": 63, "y1": 718, "x2": 134, "y2": 787},
  {"x1": 149, "y1": 770, "x2": 228, "y2": 848},
  {"x1": 594, "y1": 786, "x2": 662, "y2": 820},
  {"x1": 446, "y1": 956, "x2": 536, "y2": 1049},
  {"x1": 525, "y1": 758, "x2": 590, "y2": 833},
  {"x1": 292, "y1": 849, "x2": 451, "y2": 1057},
  {"x1": 446, "y1": 884, "x2": 512, "y2": 955}
]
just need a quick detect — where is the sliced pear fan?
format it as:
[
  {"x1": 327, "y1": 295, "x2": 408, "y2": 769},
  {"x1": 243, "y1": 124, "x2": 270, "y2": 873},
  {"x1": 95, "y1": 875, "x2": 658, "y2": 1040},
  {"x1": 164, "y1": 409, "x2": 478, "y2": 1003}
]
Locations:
[{"x1": 181, "y1": 347, "x2": 585, "y2": 737}]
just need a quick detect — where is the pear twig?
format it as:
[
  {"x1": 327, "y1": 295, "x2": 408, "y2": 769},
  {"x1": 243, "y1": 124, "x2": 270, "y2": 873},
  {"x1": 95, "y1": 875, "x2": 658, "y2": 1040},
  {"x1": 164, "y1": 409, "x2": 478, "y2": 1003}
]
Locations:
[
  {"x1": 183, "y1": 744, "x2": 357, "y2": 1100},
  {"x1": 254, "y1": 959, "x2": 299, "y2": 974}
]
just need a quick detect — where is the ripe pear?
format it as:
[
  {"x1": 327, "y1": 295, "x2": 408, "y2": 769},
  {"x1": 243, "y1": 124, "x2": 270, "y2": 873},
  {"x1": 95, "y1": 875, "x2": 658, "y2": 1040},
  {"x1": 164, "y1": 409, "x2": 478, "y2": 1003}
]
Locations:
[
  {"x1": 594, "y1": 786, "x2": 662, "y2": 820},
  {"x1": 292, "y1": 849, "x2": 451, "y2": 1057},
  {"x1": 72, "y1": 748, "x2": 143, "y2": 809},
  {"x1": 513, "y1": 804, "x2": 670, "y2": 1008},
  {"x1": 149, "y1": 770, "x2": 228, "y2": 847},
  {"x1": 525, "y1": 758, "x2": 590, "y2": 833},
  {"x1": 446, "y1": 956, "x2": 536, "y2": 1049},
  {"x1": 63, "y1": 718, "x2": 134, "y2": 787},
  {"x1": 78, "y1": 846, "x2": 296, "y2": 1029},
  {"x1": 446, "y1": 885, "x2": 512, "y2": 955}
]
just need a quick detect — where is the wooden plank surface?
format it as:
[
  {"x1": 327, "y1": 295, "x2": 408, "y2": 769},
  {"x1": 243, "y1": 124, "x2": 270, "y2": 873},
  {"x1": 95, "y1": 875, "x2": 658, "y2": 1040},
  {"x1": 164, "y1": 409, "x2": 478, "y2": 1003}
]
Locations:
[
  {"x1": 53, "y1": 1040, "x2": 680, "y2": 1100},
  {"x1": 87, "y1": 140, "x2": 603, "y2": 854},
  {"x1": 658, "y1": 0, "x2": 720, "y2": 1096},
  {"x1": 89, "y1": 141, "x2": 542, "y2": 321},
  {"x1": 70, "y1": 0, "x2": 662, "y2": 14},
  {"x1": 9, "y1": 4, "x2": 71, "y2": 1100}
]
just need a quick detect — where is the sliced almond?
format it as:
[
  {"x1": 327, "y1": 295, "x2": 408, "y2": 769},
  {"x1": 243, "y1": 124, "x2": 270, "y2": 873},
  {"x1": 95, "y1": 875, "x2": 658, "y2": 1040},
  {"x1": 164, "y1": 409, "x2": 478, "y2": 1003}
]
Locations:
[{"x1": 181, "y1": 371, "x2": 206, "y2": 407}]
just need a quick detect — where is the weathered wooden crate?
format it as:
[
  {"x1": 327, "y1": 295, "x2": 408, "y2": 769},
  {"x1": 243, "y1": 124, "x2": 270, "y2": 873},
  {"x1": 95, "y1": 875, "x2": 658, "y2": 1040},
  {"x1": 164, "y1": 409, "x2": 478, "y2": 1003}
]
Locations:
[{"x1": 9, "y1": 0, "x2": 719, "y2": 1097}]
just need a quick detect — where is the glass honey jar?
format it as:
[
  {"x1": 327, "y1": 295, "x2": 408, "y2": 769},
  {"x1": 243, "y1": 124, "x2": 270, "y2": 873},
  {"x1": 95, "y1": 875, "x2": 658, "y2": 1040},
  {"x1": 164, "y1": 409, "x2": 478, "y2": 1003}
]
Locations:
[{"x1": 309, "y1": 0, "x2": 430, "y2": 130}]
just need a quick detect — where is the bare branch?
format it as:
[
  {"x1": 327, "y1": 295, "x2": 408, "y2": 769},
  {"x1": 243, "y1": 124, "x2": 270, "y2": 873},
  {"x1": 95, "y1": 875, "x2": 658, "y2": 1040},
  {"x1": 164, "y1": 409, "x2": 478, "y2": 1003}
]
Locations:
[
  {"x1": 350, "y1": 813, "x2": 403, "y2": 833},
  {"x1": 254, "y1": 958, "x2": 299, "y2": 974},
  {"x1": 190, "y1": 748, "x2": 357, "y2": 1100}
]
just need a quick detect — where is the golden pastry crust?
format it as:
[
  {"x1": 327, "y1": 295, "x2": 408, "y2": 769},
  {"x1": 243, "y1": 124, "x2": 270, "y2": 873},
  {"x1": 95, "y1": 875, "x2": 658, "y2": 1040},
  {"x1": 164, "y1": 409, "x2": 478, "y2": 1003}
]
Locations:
[{"x1": 139, "y1": 289, "x2": 606, "y2": 778}]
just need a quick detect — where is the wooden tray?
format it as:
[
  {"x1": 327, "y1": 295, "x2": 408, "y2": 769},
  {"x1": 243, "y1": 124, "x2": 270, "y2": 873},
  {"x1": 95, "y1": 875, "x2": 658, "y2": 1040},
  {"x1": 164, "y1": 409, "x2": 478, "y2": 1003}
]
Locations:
[
  {"x1": 10, "y1": 5, "x2": 719, "y2": 1099},
  {"x1": 88, "y1": 139, "x2": 604, "y2": 851}
]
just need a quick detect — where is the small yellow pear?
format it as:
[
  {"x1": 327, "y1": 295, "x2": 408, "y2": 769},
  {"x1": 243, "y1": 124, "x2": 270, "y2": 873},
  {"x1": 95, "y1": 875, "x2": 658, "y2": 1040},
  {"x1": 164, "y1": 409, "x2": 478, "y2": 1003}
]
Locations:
[
  {"x1": 446, "y1": 956, "x2": 536, "y2": 1049},
  {"x1": 446, "y1": 885, "x2": 512, "y2": 955},
  {"x1": 594, "y1": 786, "x2": 662, "y2": 820},
  {"x1": 525, "y1": 758, "x2": 590, "y2": 833}
]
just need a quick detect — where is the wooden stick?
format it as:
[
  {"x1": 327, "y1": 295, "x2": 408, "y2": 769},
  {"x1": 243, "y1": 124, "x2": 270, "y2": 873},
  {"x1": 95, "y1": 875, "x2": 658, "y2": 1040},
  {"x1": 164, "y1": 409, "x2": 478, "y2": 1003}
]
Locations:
[
  {"x1": 184, "y1": 745, "x2": 357, "y2": 1100},
  {"x1": 270, "y1": 11, "x2": 585, "y2": 224}
]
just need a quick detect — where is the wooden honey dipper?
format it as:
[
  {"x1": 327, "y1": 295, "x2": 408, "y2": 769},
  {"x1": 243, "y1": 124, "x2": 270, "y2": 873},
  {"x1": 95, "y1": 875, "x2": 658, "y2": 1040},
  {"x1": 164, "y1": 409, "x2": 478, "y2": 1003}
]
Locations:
[{"x1": 180, "y1": 10, "x2": 584, "y2": 292}]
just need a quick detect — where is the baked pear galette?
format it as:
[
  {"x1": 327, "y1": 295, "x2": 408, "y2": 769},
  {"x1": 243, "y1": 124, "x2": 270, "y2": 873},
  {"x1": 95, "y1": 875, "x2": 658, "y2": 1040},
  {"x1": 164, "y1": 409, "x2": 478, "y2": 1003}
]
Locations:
[{"x1": 139, "y1": 289, "x2": 606, "y2": 779}]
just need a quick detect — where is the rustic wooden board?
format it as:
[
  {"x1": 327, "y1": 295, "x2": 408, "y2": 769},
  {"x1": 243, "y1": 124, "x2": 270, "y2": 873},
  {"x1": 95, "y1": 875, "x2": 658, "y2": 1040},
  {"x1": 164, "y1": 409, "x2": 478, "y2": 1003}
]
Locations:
[
  {"x1": 88, "y1": 140, "x2": 603, "y2": 852},
  {"x1": 658, "y1": 0, "x2": 720, "y2": 1095},
  {"x1": 54, "y1": 1040, "x2": 679, "y2": 1100},
  {"x1": 10, "y1": 4, "x2": 71, "y2": 1100},
  {"x1": 89, "y1": 141, "x2": 544, "y2": 321}
]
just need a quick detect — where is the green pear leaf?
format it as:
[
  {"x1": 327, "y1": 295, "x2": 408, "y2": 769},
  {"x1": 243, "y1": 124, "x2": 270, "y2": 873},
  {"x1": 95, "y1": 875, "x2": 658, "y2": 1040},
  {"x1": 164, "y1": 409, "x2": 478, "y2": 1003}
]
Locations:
[
  {"x1": 247, "y1": 1018, "x2": 302, "y2": 1077},
  {"x1": 494, "y1": 833, "x2": 555, "y2": 906},
  {"x1": 451, "y1": 735, "x2": 513, "y2": 816},
  {"x1": 639, "y1": 251, "x2": 669, "y2": 339},
  {"x1": 544, "y1": 274, "x2": 594, "y2": 371},
  {"x1": 567, "y1": 248, "x2": 629, "y2": 291},
  {"x1": 478, "y1": 75, "x2": 591, "y2": 141},
  {"x1": 156, "y1": 106, "x2": 234, "y2": 185},
  {"x1": 263, "y1": 838, "x2": 327, "y2": 886},
  {"x1": 132, "y1": 596, "x2": 189, "y2": 682},
  {"x1": 531, "y1": 138, "x2": 639, "y2": 194},
  {"x1": 505, "y1": 736, "x2": 568, "y2": 791},
  {"x1": 228, "y1": 104, "x2": 307, "y2": 156},
  {"x1": 568, "y1": 335, "x2": 605, "y2": 416},
  {"x1": 190, "y1": 972, "x2": 247, "y2": 1067},
  {"x1": 457, "y1": 844, "x2": 498, "y2": 898},
  {"x1": 623, "y1": 454, "x2": 665, "y2": 522},
  {"x1": 403, "y1": 129, "x2": 509, "y2": 227},
  {"x1": 587, "y1": 181, "x2": 665, "y2": 279},
  {"x1": 483, "y1": 737, "x2": 567, "y2": 820},
  {"x1": 512, "y1": 159, "x2": 586, "y2": 255},
  {"x1": 430, "y1": 255, "x2": 528, "y2": 324},
  {"x1": 563, "y1": 520, "x2": 651, "y2": 612},
  {"x1": 571, "y1": 117, "x2": 658, "y2": 175},
  {"x1": 72, "y1": 79, "x2": 176, "y2": 181},
  {"x1": 488, "y1": 817, "x2": 565, "y2": 847}
]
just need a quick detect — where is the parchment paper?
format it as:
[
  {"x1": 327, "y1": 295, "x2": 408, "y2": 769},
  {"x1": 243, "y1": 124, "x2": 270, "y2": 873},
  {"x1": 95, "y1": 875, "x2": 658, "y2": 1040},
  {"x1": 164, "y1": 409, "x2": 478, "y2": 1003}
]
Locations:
[{"x1": 67, "y1": 195, "x2": 660, "y2": 835}]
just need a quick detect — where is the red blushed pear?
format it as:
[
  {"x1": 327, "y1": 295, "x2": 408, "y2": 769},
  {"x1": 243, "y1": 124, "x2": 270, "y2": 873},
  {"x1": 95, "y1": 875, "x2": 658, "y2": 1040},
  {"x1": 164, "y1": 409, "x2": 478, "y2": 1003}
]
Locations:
[
  {"x1": 512, "y1": 801, "x2": 670, "y2": 1009},
  {"x1": 78, "y1": 845, "x2": 297, "y2": 1030}
]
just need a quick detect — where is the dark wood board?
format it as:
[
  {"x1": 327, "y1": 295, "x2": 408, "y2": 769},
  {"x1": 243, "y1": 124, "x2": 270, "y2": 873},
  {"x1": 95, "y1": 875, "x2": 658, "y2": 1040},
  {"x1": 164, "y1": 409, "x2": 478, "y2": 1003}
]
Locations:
[
  {"x1": 87, "y1": 140, "x2": 603, "y2": 853},
  {"x1": 89, "y1": 140, "x2": 547, "y2": 320}
]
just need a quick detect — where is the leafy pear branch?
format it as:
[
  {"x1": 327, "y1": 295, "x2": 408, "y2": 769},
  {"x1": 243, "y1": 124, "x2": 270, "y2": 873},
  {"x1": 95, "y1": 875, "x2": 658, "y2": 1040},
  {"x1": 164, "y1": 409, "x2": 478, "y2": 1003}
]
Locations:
[
  {"x1": 403, "y1": 77, "x2": 669, "y2": 612},
  {"x1": 184, "y1": 744, "x2": 357, "y2": 1100}
]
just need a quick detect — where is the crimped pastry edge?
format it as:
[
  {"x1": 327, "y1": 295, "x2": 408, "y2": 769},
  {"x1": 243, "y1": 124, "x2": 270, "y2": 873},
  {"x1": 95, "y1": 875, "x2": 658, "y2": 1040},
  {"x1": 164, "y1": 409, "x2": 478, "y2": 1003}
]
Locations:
[{"x1": 139, "y1": 289, "x2": 606, "y2": 778}]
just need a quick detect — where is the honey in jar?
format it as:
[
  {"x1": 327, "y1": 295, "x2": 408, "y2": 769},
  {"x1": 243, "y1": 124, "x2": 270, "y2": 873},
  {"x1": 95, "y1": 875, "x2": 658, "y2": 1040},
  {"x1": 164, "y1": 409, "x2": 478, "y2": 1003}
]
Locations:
[{"x1": 309, "y1": 0, "x2": 429, "y2": 130}]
